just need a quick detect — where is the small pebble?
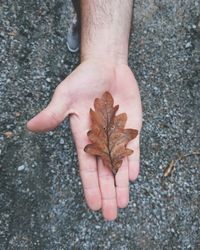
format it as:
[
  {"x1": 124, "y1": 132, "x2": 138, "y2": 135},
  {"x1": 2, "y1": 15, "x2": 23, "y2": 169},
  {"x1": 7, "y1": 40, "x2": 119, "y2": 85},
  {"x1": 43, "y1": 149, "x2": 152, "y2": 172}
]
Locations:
[
  {"x1": 185, "y1": 42, "x2": 192, "y2": 48},
  {"x1": 186, "y1": 129, "x2": 192, "y2": 134},
  {"x1": 60, "y1": 138, "x2": 64, "y2": 144},
  {"x1": 18, "y1": 165, "x2": 25, "y2": 171}
]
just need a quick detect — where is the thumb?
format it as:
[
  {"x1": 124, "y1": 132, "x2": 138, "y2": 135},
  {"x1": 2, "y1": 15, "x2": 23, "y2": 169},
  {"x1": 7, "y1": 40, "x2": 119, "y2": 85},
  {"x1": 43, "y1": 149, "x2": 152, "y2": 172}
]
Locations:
[{"x1": 27, "y1": 85, "x2": 71, "y2": 132}]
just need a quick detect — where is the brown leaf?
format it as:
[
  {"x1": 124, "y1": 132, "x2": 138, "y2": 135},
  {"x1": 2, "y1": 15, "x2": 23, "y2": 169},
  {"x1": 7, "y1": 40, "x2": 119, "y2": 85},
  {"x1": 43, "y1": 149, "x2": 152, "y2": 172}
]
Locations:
[
  {"x1": 3, "y1": 131, "x2": 14, "y2": 139},
  {"x1": 84, "y1": 91, "x2": 138, "y2": 175}
]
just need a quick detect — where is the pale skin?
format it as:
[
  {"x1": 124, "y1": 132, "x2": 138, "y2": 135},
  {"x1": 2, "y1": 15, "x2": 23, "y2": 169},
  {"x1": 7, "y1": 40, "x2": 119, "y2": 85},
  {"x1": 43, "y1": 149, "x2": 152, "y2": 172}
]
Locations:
[{"x1": 27, "y1": 0, "x2": 142, "y2": 220}]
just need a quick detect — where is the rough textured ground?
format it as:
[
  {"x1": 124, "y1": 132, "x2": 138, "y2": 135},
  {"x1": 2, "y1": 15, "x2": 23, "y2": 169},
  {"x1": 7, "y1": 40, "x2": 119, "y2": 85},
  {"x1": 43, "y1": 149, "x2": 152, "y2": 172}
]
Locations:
[{"x1": 0, "y1": 0, "x2": 200, "y2": 249}]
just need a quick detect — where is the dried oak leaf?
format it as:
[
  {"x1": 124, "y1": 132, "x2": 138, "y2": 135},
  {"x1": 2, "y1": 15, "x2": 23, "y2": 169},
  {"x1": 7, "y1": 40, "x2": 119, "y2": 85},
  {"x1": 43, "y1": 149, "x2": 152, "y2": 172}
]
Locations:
[{"x1": 84, "y1": 91, "x2": 138, "y2": 175}]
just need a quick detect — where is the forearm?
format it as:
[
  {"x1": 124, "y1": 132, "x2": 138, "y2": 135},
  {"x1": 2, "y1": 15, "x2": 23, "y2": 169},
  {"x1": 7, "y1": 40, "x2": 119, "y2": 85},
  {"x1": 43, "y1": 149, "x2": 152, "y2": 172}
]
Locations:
[{"x1": 80, "y1": 0, "x2": 133, "y2": 64}]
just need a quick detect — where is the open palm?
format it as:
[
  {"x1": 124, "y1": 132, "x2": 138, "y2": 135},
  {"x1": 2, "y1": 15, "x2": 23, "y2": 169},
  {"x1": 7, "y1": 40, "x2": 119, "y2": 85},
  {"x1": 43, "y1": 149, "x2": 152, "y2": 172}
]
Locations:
[{"x1": 27, "y1": 61, "x2": 142, "y2": 220}]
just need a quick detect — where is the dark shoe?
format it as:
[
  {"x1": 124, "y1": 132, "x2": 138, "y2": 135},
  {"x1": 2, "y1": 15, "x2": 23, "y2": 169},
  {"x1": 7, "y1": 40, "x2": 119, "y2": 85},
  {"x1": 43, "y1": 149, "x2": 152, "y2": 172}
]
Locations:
[{"x1": 66, "y1": 17, "x2": 80, "y2": 53}]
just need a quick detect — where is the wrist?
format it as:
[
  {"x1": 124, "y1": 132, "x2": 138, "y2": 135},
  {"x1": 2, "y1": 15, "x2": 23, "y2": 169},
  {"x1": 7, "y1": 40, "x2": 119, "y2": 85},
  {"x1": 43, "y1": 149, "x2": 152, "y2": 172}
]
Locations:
[
  {"x1": 80, "y1": 0, "x2": 133, "y2": 65},
  {"x1": 80, "y1": 33, "x2": 129, "y2": 65},
  {"x1": 81, "y1": 51, "x2": 128, "y2": 65}
]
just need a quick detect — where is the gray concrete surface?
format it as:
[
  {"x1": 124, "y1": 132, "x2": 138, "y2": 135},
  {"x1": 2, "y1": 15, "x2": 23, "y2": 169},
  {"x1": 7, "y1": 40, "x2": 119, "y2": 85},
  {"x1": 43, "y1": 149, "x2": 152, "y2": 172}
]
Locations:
[{"x1": 0, "y1": 0, "x2": 200, "y2": 249}]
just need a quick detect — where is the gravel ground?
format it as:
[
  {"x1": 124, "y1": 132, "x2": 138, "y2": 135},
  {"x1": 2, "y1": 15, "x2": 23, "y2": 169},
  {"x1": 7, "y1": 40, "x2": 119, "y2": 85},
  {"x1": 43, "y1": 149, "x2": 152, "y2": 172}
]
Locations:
[{"x1": 0, "y1": 0, "x2": 200, "y2": 249}]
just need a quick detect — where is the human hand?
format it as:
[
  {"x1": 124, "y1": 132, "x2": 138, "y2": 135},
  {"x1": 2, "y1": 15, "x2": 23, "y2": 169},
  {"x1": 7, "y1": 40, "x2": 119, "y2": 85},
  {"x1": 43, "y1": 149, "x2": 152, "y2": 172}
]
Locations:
[{"x1": 27, "y1": 61, "x2": 142, "y2": 220}]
